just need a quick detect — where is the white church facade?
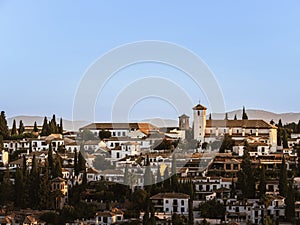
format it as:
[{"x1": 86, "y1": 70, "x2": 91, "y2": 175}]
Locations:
[{"x1": 180, "y1": 104, "x2": 278, "y2": 152}]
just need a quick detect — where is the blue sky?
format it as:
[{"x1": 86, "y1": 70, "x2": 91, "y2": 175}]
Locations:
[{"x1": 1, "y1": 1, "x2": 300, "y2": 121}]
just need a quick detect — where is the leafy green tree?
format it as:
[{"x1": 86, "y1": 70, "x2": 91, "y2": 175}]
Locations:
[
  {"x1": 242, "y1": 106, "x2": 248, "y2": 120},
  {"x1": 199, "y1": 199, "x2": 225, "y2": 219},
  {"x1": 80, "y1": 129, "x2": 97, "y2": 140},
  {"x1": 279, "y1": 156, "x2": 288, "y2": 197},
  {"x1": 11, "y1": 119, "x2": 17, "y2": 135},
  {"x1": 99, "y1": 129, "x2": 111, "y2": 140},
  {"x1": 0, "y1": 111, "x2": 10, "y2": 138},
  {"x1": 18, "y1": 120, "x2": 25, "y2": 134},
  {"x1": 219, "y1": 134, "x2": 235, "y2": 153},
  {"x1": 93, "y1": 155, "x2": 113, "y2": 171}
]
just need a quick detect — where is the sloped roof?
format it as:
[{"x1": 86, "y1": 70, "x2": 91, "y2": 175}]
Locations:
[
  {"x1": 80, "y1": 122, "x2": 157, "y2": 131},
  {"x1": 151, "y1": 193, "x2": 190, "y2": 200},
  {"x1": 206, "y1": 119, "x2": 277, "y2": 129},
  {"x1": 193, "y1": 104, "x2": 207, "y2": 110},
  {"x1": 179, "y1": 114, "x2": 190, "y2": 118}
]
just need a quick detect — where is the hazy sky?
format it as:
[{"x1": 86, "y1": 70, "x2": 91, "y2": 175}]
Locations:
[{"x1": 1, "y1": 1, "x2": 300, "y2": 121}]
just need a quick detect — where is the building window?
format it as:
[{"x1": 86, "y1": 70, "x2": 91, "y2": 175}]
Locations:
[
  {"x1": 181, "y1": 200, "x2": 184, "y2": 205},
  {"x1": 173, "y1": 206, "x2": 178, "y2": 213},
  {"x1": 166, "y1": 208, "x2": 169, "y2": 212},
  {"x1": 181, "y1": 207, "x2": 185, "y2": 213}
]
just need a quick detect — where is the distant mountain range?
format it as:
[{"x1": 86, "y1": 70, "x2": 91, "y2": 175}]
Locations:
[
  {"x1": 142, "y1": 109, "x2": 300, "y2": 127},
  {"x1": 7, "y1": 109, "x2": 300, "y2": 131}
]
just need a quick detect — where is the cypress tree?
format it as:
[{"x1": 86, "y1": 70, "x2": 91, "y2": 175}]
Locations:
[
  {"x1": 0, "y1": 166, "x2": 13, "y2": 204},
  {"x1": 282, "y1": 129, "x2": 289, "y2": 148},
  {"x1": 171, "y1": 154, "x2": 179, "y2": 192},
  {"x1": 0, "y1": 111, "x2": 9, "y2": 138},
  {"x1": 59, "y1": 118, "x2": 63, "y2": 134},
  {"x1": 144, "y1": 155, "x2": 152, "y2": 187},
  {"x1": 48, "y1": 145, "x2": 54, "y2": 176},
  {"x1": 258, "y1": 166, "x2": 266, "y2": 198},
  {"x1": 234, "y1": 114, "x2": 237, "y2": 120},
  {"x1": 11, "y1": 119, "x2": 17, "y2": 136},
  {"x1": 285, "y1": 184, "x2": 295, "y2": 222},
  {"x1": 278, "y1": 119, "x2": 283, "y2": 128},
  {"x1": 22, "y1": 155, "x2": 27, "y2": 176},
  {"x1": 156, "y1": 164, "x2": 162, "y2": 184},
  {"x1": 225, "y1": 113, "x2": 228, "y2": 120},
  {"x1": 163, "y1": 166, "x2": 171, "y2": 191},
  {"x1": 38, "y1": 160, "x2": 51, "y2": 209},
  {"x1": 209, "y1": 113, "x2": 212, "y2": 120},
  {"x1": 279, "y1": 156, "x2": 288, "y2": 197},
  {"x1": 78, "y1": 150, "x2": 86, "y2": 172},
  {"x1": 33, "y1": 121, "x2": 39, "y2": 132},
  {"x1": 53, "y1": 158, "x2": 63, "y2": 178},
  {"x1": 238, "y1": 145, "x2": 255, "y2": 198},
  {"x1": 242, "y1": 106, "x2": 248, "y2": 120},
  {"x1": 74, "y1": 149, "x2": 78, "y2": 176},
  {"x1": 18, "y1": 120, "x2": 25, "y2": 134},
  {"x1": 41, "y1": 117, "x2": 49, "y2": 136},
  {"x1": 14, "y1": 167, "x2": 25, "y2": 207},
  {"x1": 297, "y1": 120, "x2": 300, "y2": 133},
  {"x1": 277, "y1": 128, "x2": 282, "y2": 146},
  {"x1": 124, "y1": 164, "x2": 129, "y2": 186}
]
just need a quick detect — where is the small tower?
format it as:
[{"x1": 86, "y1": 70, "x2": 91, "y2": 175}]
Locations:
[
  {"x1": 193, "y1": 103, "x2": 207, "y2": 142},
  {"x1": 178, "y1": 114, "x2": 190, "y2": 130}
]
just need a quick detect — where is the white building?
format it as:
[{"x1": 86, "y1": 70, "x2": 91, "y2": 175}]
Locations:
[
  {"x1": 110, "y1": 142, "x2": 141, "y2": 160},
  {"x1": 150, "y1": 193, "x2": 190, "y2": 216},
  {"x1": 191, "y1": 104, "x2": 277, "y2": 151}
]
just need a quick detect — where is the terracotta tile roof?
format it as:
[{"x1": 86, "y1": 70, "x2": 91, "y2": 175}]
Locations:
[
  {"x1": 206, "y1": 119, "x2": 277, "y2": 129},
  {"x1": 178, "y1": 114, "x2": 190, "y2": 118},
  {"x1": 193, "y1": 104, "x2": 207, "y2": 110},
  {"x1": 80, "y1": 122, "x2": 157, "y2": 131},
  {"x1": 151, "y1": 192, "x2": 190, "y2": 199}
]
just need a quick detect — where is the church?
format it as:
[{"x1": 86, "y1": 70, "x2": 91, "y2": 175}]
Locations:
[{"x1": 179, "y1": 103, "x2": 278, "y2": 152}]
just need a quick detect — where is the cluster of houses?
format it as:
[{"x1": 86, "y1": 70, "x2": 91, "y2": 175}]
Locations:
[{"x1": 1, "y1": 103, "x2": 300, "y2": 224}]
